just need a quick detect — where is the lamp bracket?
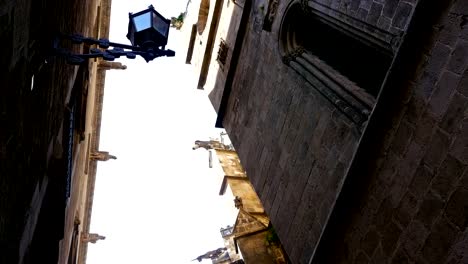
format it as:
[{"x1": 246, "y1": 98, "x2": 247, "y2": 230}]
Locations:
[{"x1": 53, "y1": 34, "x2": 175, "y2": 64}]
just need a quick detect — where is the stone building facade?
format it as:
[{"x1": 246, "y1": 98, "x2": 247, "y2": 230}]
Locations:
[
  {"x1": 1, "y1": 0, "x2": 121, "y2": 262},
  {"x1": 220, "y1": 225, "x2": 243, "y2": 263},
  {"x1": 185, "y1": 0, "x2": 468, "y2": 263},
  {"x1": 56, "y1": 1, "x2": 123, "y2": 263},
  {"x1": 215, "y1": 145, "x2": 288, "y2": 263}
]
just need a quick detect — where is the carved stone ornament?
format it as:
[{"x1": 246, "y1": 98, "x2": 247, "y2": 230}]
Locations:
[
  {"x1": 90, "y1": 151, "x2": 117, "y2": 161},
  {"x1": 81, "y1": 233, "x2": 106, "y2": 243}
]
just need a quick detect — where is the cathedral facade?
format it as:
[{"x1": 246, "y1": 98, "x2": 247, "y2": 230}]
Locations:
[{"x1": 185, "y1": 0, "x2": 468, "y2": 263}]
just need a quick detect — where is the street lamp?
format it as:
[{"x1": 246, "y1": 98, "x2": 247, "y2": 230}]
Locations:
[{"x1": 54, "y1": 5, "x2": 175, "y2": 64}]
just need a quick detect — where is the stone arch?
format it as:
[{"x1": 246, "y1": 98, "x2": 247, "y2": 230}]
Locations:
[
  {"x1": 278, "y1": 0, "x2": 394, "y2": 125},
  {"x1": 278, "y1": 2, "x2": 305, "y2": 58},
  {"x1": 197, "y1": 0, "x2": 210, "y2": 34}
]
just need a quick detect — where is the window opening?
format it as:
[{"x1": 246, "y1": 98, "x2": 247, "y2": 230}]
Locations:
[
  {"x1": 301, "y1": 17, "x2": 392, "y2": 97},
  {"x1": 217, "y1": 39, "x2": 229, "y2": 67},
  {"x1": 279, "y1": 2, "x2": 395, "y2": 124}
]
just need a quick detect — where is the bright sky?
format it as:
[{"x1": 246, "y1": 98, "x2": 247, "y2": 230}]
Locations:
[{"x1": 86, "y1": 1, "x2": 239, "y2": 263}]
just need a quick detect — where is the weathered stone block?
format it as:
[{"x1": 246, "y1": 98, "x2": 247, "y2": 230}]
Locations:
[
  {"x1": 370, "y1": 244, "x2": 387, "y2": 264},
  {"x1": 440, "y1": 92, "x2": 468, "y2": 134},
  {"x1": 423, "y1": 129, "x2": 450, "y2": 171},
  {"x1": 401, "y1": 141, "x2": 425, "y2": 177},
  {"x1": 392, "y1": 1, "x2": 413, "y2": 29},
  {"x1": 445, "y1": 231, "x2": 468, "y2": 264},
  {"x1": 331, "y1": 0, "x2": 343, "y2": 10},
  {"x1": 400, "y1": 220, "x2": 429, "y2": 259},
  {"x1": 415, "y1": 191, "x2": 444, "y2": 228},
  {"x1": 361, "y1": 227, "x2": 381, "y2": 256},
  {"x1": 405, "y1": 93, "x2": 425, "y2": 123},
  {"x1": 264, "y1": 171, "x2": 283, "y2": 213},
  {"x1": 356, "y1": 209, "x2": 376, "y2": 240},
  {"x1": 272, "y1": 198, "x2": 291, "y2": 234},
  {"x1": 439, "y1": 14, "x2": 464, "y2": 47},
  {"x1": 310, "y1": 110, "x2": 332, "y2": 152},
  {"x1": 359, "y1": 0, "x2": 373, "y2": 11},
  {"x1": 450, "y1": 119, "x2": 468, "y2": 164},
  {"x1": 461, "y1": 166, "x2": 468, "y2": 187},
  {"x1": 390, "y1": 120, "x2": 414, "y2": 156},
  {"x1": 430, "y1": 155, "x2": 465, "y2": 199},
  {"x1": 286, "y1": 211, "x2": 308, "y2": 261},
  {"x1": 378, "y1": 152, "x2": 400, "y2": 186},
  {"x1": 428, "y1": 71, "x2": 460, "y2": 119},
  {"x1": 408, "y1": 163, "x2": 433, "y2": 199},
  {"x1": 444, "y1": 187, "x2": 468, "y2": 229},
  {"x1": 255, "y1": 148, "x2": 273, "y2": 194},
  {"x1": 357, "y1": 7, "x2": 369, "y2": 20},
  {"x1": 388, "y1": 173, "x2": 412, "y2": 207},
  {"x1": 383, "y1": 0, "x2": 399, "y2": 18},
  {"x1": 381, "y1": 220, "x2": 402, "y2": 256},
  {"x1": 374, "y1": 198, "x2": 395, "y2": 229},
  {"x1": 367, "y1": 2, "x2": 383, "y2": 24},
  {"x1": 300, "y1": 237, "x2": 318, "y2": 264},
  {"x1": 457, "y1": 68, "x2": 468, "y2": 97},
  {"x1": 321, "y1": 119, "x2": 339, "y2": 150},
  {"x1": 417, "y1": 71, "x2": 441, "y2": 100},
  {"x1": 377, "y1": 15, "x2": 392, "y2": 30},
  {"x1": 452, "y1": 0, "x2": 468, "y2": 16},
  {"x1": 327, "y1": 162, "x2": 345, "y2": 191},
  {"x1": 421, "y1": 217, "x2": 458, "y2": 263},
  {"x1": 350, "y1": 0, "x2": 361, "y2": 12},
  {"x1": 317, "y1": 193, "x2": 334, "y2": 228},
  {"x1": 354, "y1": 251, "x2": 371, "y2": 264},
  {"x1": 412, "y1": 111, "x2": 435, "y2": 145},
  {"x1": 391, "y1": 247, "x2": 410, "y2": 264},
  {"x1": 345, "y1": 230, "x2": 362, "y2": 261},
  {"x1": 426, "y1": 42, "x2": 452, "y2": 77},
  {"x1": 448, "y1": 40, "x2": 468, "y2": 74},
  {"x1": 394, "y1": 191, "x2": 419, "y2": 228}
]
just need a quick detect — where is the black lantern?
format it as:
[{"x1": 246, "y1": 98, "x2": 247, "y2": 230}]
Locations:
[
  {"x1": 127, "y1": 5, "x2": 170, "y2": 51},
  {"x1": 52, "y1": 5, "x2": 175, "y2": 64}
]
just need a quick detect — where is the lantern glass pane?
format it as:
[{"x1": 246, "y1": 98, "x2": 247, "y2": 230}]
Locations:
[
  {"x1": 153, "y1": 13, "x2": 168, "y2": 37},
  {"x1": 133, "y1": 12, "x2": 151, "y2": 32}
]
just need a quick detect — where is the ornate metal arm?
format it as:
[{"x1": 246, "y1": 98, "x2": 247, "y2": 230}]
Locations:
[{"x1": 53, "y1": 34, "x2": 175, "y2": 65}]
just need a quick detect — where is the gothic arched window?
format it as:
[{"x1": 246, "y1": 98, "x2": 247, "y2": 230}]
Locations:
[{"x1": 279, "y1": 1, "x2": 395, "y2": 125}]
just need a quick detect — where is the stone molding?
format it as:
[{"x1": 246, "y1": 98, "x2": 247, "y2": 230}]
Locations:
[
  {"x1": 303, "y1": 0, "x2": 401, "y2": 52},
  {"x1": 279, "y1": 1, "x2": 393, "y2": 125}
]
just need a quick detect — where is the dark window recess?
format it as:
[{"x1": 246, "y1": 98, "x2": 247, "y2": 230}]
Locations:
[
  {"x1": 217, "y1": 39, "x2": 229, "y2": 66},
  {"x1": 263, "y1": 0, "x2": 279, "y2": 32},
  {"x1": 69, "y1": 65, "x2": 89, "y2": 141},
  {"x1": 186, "y1": 24, "x2": 197, "y2": 64},
  {"x1": 67, "y1": 221, "x2": 80, "y2": 264},
  {"x1": 300, "y1": 18, "x2": 392, "y2": 97}
]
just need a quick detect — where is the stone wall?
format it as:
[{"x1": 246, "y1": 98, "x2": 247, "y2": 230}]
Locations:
[
  {"x1": 238, "y1": 232, "x2": 276, "y2": 263},
  {"x1": 314, "y1": 1, "x2": 468, "y2": 263},
  {"x1": 191, "y1": 0, "x2": 468, "y2": 262},
  {"x1": 216, "y1": 149, "x2": 248, "y2": 177},
  {"x1": 1, "y1": 0, "x2": 104, "y2": 262},
  {"x1": 307, "y1": 0, "x2": 416, "y2": 35},
  {"x1": 205, "y1": 0, "x2": 244, "y2": 111},
  {"x1": 216, "y1": 0, "x2": 468, "y2": 263},
  {"x1": 222, "y1": 0, "x2": 366, "y2": 262},
  {"x1": 216, "y1": 149, "x2": 267, "y2": 213}
]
